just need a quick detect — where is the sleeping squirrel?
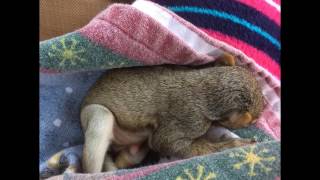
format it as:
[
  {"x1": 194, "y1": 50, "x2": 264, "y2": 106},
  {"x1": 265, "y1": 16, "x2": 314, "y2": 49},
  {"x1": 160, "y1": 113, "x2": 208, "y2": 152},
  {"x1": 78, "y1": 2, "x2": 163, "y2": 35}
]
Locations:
[{"x1": 80, "y1": 53, "x2": 264, "y2": 173}]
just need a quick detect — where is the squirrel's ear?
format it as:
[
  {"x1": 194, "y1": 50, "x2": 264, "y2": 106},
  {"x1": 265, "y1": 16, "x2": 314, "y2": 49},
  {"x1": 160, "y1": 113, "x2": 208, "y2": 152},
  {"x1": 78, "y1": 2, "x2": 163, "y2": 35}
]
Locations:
[
  {"x1": 214, "y1": 52, "x2": 236, "y2": 66},
  {"x1": 237, "y1": 112, "x2": 252, "y2": 124}
]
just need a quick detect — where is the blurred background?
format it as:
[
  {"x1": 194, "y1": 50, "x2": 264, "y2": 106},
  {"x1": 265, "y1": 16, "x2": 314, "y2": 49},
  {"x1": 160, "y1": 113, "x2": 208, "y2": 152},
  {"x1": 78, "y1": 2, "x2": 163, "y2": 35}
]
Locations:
[{"x1": 40, "y1": 0, "x2": 133, "y2": 41}]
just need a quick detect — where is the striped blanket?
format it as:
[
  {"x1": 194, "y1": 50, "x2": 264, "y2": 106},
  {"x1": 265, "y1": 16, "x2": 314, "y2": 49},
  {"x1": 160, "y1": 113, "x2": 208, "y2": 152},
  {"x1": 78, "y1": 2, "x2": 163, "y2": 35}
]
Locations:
[{"x1": 40, "y1": 0, "x2": 280, "y2": 179}]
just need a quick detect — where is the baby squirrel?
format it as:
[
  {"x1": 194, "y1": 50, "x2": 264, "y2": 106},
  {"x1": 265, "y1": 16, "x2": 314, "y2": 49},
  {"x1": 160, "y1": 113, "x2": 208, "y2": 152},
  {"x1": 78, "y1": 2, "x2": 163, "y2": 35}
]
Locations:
[{"x1": 80, "y1": 54, "x2": 264, "y2": 173}]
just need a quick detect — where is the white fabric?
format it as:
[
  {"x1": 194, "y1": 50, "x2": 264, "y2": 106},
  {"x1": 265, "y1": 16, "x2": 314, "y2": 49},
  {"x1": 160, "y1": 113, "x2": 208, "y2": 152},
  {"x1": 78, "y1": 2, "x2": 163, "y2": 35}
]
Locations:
[{"x1": 132, "y1": 0, "x2": 222, "y2": 57}]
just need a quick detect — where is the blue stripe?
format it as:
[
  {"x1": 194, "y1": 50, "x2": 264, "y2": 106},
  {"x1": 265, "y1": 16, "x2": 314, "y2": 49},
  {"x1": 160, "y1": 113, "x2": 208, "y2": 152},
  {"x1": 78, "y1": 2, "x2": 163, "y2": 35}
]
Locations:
[
  {"x1": 168, "y1": 6, "x2": 281, "y2": 50},
  {"x1": 175, "y1": 12, "x2": 280, "y2": 63},
  {"x1": 155, "y1": 0, "x2": 280, "y2": 41}
]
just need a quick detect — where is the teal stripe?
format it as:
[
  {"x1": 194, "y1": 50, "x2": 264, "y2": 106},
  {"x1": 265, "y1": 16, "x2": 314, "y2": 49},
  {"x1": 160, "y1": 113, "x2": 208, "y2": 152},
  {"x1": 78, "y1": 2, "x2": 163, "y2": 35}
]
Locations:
[{"x1": 168, "y1": 6, "x2": 281, "y2": 49}]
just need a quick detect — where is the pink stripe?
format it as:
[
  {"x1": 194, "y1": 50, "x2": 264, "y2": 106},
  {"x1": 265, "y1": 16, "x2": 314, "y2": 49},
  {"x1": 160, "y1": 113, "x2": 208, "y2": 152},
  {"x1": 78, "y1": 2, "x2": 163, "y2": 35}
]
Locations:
[
  {"x1": 79, "y1": 4, "x2": 215, "y2": 66},
  {"x1": 236, "y1": 0, "x2": 280, "y2": 25},
  {"x1": 201, "y1": 29, "x2": 280, "y2": 79}
]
